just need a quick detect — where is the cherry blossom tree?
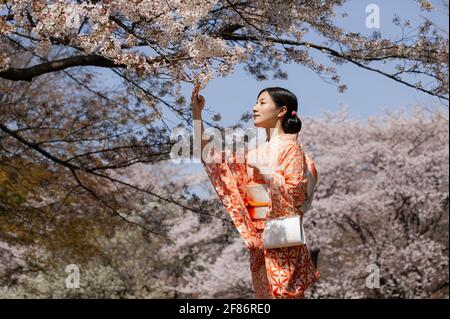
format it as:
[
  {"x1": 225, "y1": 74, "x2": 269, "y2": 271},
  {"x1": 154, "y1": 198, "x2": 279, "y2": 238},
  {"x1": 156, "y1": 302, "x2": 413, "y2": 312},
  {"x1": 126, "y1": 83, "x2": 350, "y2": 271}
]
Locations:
[
  {"x1": 0, "y1": 44, "x2": 217, "y2": 250},
  {"x1": 0, "y1": 0, "x2": 448, "y2": 97},
  {"x1": 0, "y1": 159, "x2": 217, "y2": 298},
  {"x1": 303, "y1": 105, "x2": 448, "y2": 298}
]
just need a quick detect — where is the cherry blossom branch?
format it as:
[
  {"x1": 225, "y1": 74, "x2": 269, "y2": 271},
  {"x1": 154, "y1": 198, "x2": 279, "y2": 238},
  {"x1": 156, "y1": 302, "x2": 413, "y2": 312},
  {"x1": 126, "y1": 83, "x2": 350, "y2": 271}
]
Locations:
[{"x1": 221, "y1": 33, "x2": 449, "y2": 101}]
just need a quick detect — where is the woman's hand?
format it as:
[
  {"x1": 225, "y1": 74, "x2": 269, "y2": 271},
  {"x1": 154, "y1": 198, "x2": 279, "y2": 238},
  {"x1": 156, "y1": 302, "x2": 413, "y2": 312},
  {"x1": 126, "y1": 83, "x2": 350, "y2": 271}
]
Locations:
[
  {"x1": 191, "y1": 81, "x2": 207, "y2": 159},
  {"x1": 247, "y1": 152, "x2": 269, "y2": 172},
  {"x1": 191, "y1": 81, "x2": 205, "y2": 119},
  {"x1": 247, "y1": 158, "x2": 274, "y2": 184}
]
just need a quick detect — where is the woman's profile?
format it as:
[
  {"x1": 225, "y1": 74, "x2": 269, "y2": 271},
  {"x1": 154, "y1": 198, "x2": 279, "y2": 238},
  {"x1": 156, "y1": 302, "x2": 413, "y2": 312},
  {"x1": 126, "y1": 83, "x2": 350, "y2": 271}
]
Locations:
[{"x1": 191, "y1": 83, "x2": 320, "y2": 299}]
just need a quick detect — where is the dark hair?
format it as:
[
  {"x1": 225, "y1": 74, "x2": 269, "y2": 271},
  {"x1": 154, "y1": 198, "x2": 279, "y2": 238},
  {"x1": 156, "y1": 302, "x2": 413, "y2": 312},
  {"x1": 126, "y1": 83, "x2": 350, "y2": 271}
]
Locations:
[{"x1": 257, "y1": 87, "x2": 302, "y2": 134}]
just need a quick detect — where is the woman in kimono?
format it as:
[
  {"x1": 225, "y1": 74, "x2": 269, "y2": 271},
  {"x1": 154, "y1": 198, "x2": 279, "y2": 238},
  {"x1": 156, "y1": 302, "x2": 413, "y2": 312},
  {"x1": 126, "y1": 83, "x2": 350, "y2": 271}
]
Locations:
[{"x1": 191, "y1": 83, "x2": 320, "y2": 299}]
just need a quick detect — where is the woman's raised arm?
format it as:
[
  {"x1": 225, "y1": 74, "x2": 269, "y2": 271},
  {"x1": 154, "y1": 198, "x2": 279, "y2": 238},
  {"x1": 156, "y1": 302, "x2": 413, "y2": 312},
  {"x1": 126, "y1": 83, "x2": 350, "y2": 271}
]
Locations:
[{"x1": 191, "y1": 82, "x2": 209, "y2": 163}]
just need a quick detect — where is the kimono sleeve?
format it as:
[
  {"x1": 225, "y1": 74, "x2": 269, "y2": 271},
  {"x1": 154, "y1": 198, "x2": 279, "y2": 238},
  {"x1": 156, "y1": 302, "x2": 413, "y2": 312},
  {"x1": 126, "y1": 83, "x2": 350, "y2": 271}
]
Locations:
[
  {"x1": 201, "y1": 147, "x2": 261, "y2": 249},
  {"x1": 267, "y1": 142, "x2": 308, "y2": 219}
]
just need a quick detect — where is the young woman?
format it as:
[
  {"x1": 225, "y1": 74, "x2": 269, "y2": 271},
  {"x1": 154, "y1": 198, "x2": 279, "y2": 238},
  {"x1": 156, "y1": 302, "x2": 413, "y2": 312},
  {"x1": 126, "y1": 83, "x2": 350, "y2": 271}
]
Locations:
[{"x1": 191, "y1": 84, "x2": 320, "y2": 299}]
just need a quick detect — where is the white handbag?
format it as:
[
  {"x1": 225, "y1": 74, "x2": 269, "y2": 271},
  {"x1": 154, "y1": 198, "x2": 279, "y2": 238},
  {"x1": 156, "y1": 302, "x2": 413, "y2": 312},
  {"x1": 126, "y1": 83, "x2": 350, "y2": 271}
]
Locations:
[{"x1": 263, "y1": 214, "x2": 306, "y2": 249}]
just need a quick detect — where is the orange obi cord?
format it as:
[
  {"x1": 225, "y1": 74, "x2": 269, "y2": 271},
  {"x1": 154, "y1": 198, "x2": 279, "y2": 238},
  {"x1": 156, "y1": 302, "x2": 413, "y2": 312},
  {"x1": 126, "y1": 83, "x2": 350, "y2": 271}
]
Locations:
[{"x1": 244, "y1": 198, "x2": 270, "y2": 219}]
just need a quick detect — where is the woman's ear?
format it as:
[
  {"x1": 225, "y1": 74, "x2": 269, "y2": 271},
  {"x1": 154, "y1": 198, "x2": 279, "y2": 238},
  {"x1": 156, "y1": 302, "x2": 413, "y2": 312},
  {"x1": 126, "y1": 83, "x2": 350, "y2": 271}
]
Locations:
[{"x1": 277, "y1": 105, "x2": 288, "y2": 119}]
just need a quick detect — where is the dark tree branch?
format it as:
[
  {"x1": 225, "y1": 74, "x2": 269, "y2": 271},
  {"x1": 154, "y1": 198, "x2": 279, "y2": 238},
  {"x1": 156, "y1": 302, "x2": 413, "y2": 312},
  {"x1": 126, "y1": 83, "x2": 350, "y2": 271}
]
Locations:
[
  {"x1": 68, "y1": 166, "x2": 171, "y2": 241},
  {"x1": 0, "y1": 121, "x2": 233, "y2": 226},
  {"x1": 0, "y1": 55, "x2": 125, "y2": 81},
  {"x1": 220, "y1": 33, "x2": 449, "y2": 101}
]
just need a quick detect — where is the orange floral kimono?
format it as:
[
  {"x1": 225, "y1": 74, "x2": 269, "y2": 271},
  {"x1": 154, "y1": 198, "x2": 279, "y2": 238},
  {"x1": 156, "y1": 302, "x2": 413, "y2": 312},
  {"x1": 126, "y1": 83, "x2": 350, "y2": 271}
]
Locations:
[{"x1": 201, "y1": 132, "x2": 320, "y2": 299}]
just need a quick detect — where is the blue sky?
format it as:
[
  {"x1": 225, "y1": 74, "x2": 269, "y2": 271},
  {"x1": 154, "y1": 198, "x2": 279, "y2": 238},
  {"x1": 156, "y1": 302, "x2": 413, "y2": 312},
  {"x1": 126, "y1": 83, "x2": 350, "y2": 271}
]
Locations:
[{"x1": 174, "y1": 0, "x2": 448, "y2": 128}]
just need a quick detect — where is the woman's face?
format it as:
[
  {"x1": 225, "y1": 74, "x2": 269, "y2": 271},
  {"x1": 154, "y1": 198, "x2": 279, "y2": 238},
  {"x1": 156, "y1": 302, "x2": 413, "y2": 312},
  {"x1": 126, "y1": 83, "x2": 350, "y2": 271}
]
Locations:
[{"x1": 252, "y1": 91, "x2": 286, "y2": 128}]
